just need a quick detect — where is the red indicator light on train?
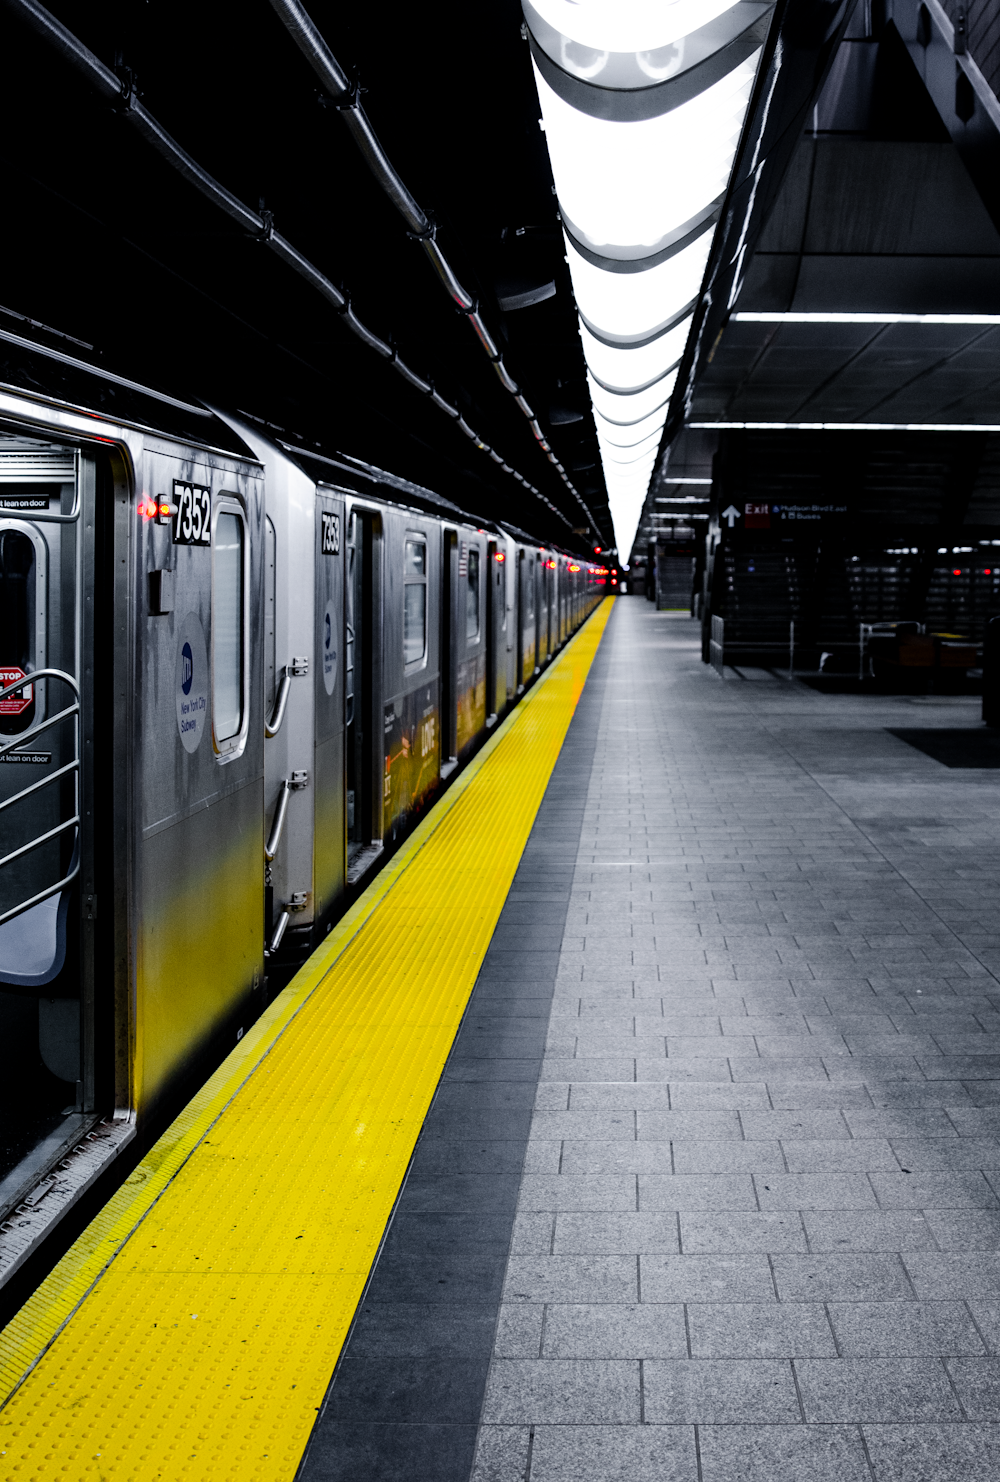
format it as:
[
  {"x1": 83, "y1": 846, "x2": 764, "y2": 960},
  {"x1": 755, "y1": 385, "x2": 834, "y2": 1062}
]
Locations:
[
  {"x1": 986, "y1": 569, "x2": 992, "y2": 576},
  {"x1": 495, "y1": 552, "x2": 505, "y2": 563},
  {"x1": 137, "y1": 495, "x2": 157, "y2": 520},
  {"x1": 569, "y1": 563, "x2": 580, "y2": 572},
  {"x1": 953, "y1": 569, "x2": 962, "y2": 576}
]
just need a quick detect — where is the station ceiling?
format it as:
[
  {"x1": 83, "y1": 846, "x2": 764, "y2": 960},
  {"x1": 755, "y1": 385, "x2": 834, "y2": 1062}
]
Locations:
[
  {"x1": 1, "y1": 0, "x2": 615, "y2": 553},
  {"x1": 6, "y1": 0, "x2": 1000, "y2": 565},
  {"x1": 633, "y1": 0, "x2": 1000, "y2": 559}
]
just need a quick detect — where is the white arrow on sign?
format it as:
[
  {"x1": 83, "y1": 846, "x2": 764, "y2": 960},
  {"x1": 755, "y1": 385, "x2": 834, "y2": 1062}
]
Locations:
[{"x1": 722, "y1": 505, "x2": 741, "y2": 528}]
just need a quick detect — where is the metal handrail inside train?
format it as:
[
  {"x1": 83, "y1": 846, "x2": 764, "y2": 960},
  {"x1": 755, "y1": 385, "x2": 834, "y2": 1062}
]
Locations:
[{"x1": 0, "y1": 668, "x2": 80, "y2": 927}]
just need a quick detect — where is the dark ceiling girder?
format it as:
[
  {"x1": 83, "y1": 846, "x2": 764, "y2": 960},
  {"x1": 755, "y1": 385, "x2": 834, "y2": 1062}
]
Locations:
[
  {"x1": 671, "y1": 10, "x2": 1000, "y2": 440},
  {"x1": 663, "y1": 0, "x2": 1000, "y2": 454},
  {"x1": 896, "y1": 0, "x2": 1000, "y2": 233},
  {"x1": 662, "y1": 0, "x2": 864, "y2": 449}
]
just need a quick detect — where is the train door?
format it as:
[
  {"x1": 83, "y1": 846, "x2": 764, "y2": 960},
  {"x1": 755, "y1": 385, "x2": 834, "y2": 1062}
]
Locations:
[
  {"x1": 503, "y1": 542, "x2": 515, "y2": 702},
  {"x1": 516, "y1": 548, "x2": 525, "y2": 691},
  {"x1": 440, "y1": 528, "x2": 458, "y2": 776},
  {"x1": 557, "y1": 559, "x2": 566, "y2": 645},
  {"x1": 454, "y1": 534, "x2": 485, "y2": 755},
  {"x1": 345, "y1": 507, "x2": 382, "y2": 881},
  {"x1": 526, "y1": 552, "x2": 538, "y2": 679},
  {"x1": 259, "y1": 449, "x2": 316, "y2": 969},
  {"x1": 517, "y1": 547, "x2": 536, "y2": 690},
  {"x1": 314, "y1": 491, "x2": 345, "y2": 924},
  {"x1": 540, "y1": 555, "x2": 552, "y2": 665},
  {"x1": 486, "y1": 539, "x2": 499, "y2": 725},
  {"x1": 137, "y1": 449, "x2": 264, "y2": 1114},
  {"x1": 537, "y1": 555, "x2": 547, "y2": 668},
  {"x1": 0, "y1": 434, "x2": 103, "y2": 1180}
]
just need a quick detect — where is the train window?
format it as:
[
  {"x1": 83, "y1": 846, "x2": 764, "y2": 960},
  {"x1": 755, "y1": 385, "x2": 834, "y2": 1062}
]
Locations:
[
  {"x1": 404, "y1": 537, "x2": 426, "y2": 665},
  {"x1": 212, "y1": 503, "x2": 247, "y2": 751},
  {"x1": 466, "y1": 547, "x2": 480, "y2": 640},
  {"x1": 0, "y1": 528, "x2": 38, "y2": 735}
]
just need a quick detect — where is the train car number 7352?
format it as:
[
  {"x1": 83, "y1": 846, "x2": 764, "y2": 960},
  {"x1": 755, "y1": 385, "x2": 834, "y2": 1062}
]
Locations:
[{"x1": 172, "y1": 481, "x2": 212, "y2": 546}]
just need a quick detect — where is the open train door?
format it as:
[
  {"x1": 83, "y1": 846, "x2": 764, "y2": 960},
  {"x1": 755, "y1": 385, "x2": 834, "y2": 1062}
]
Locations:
[{"x1": 0, "y1": 433, "x2": 113, "y2": 1199}]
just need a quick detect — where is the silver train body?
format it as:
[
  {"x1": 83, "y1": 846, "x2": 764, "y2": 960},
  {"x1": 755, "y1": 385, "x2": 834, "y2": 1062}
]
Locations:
[{"x1": 0, "y1": 337, "x2": 605, "y2": 1250}]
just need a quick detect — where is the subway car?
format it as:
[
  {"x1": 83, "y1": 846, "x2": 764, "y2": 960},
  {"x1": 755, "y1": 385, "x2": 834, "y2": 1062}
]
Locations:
[{"x1": 0, "y1": 332, "x2": 605, "y2": 1278}]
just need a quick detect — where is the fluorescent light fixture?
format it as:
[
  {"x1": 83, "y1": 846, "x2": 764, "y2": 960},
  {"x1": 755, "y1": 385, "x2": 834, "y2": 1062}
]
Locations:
[
  {"x1": 609, "y1": 467, "x2": 657, "y2": 487},
  {"x1": 580, "y1": 317, "x2": 691, "y2": 390},
  {"x1": 593, "y1": 404, "x2": 669, "y2": 447},
  {"x1": 529, "y1": 0, "x2": 741, "y2": 53},
  {"x1": 605, "y1": 461, "x2": 657, "y2": 487},
  {"x1": 526, "y1": 0, "x2": 772, "y2": 555},
  {"x1": 535, "y1": 58, "x2": 756, "y2": 256},
  {"x1": 688, "y1": 421, "x2": 1000, "y2": 431},
  {"x1": 606, "y1": 477, "x2": 657, "y2": 505},
  {"x1": 732, "y1": 312, "x2": 1000, "y2": 325},
  {"x1": 598, "y1": 430, "x2": 664, "y2": 464},
  {"x1": 567, "y1": 233, "x2": 710, "y2": 342},
  {"x1": 658, "y1": 477, "x2": 713, "y2": 484},
  {"x1": 587, "y1": 373, "x2": 676, "y2": 425}
]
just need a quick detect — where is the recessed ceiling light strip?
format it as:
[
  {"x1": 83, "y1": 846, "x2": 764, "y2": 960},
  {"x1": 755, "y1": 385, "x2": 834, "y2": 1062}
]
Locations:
[
  {"x1": 733, "y1": 312, "x2": 1000, "y2": 325},
  {"x1": 689, "y1": 421, "x2": 1000, "y2": 431}
]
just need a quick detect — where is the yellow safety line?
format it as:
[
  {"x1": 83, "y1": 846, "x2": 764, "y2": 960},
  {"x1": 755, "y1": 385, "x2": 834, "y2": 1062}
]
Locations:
[{"x1": 0, "y1": 596, "x2": 614, "y2": 1480}]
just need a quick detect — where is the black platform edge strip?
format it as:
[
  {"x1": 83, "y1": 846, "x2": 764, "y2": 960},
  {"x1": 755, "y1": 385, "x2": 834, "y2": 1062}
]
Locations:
[{"x1": 296, "y1": 614, "x2": 615, "y2": 1482}]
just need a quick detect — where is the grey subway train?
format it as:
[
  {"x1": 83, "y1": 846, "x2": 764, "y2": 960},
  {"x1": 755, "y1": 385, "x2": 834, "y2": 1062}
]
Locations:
[{"x1": 0, "y1": 335, "x2": 606, "y2": 1281}]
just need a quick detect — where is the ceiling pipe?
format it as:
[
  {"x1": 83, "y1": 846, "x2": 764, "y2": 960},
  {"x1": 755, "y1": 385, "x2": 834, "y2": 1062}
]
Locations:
[
  {"x1": 267, "y1": 0, "x2": 601, "y2": 541},
  {"x1": 5, "y1": 0, "x2": 574, "y2": 529}
]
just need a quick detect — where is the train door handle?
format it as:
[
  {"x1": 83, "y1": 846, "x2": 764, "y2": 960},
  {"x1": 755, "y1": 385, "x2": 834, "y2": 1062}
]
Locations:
[
  {"x1": 268, "y1": 891, "x2": 308, "y2": 955},
  {"x1": 264, "y1": 771, "x2": 309, "y2": 861},
  {"x1": 265, "y1": 657, "x2": 309, "y2": 737}
]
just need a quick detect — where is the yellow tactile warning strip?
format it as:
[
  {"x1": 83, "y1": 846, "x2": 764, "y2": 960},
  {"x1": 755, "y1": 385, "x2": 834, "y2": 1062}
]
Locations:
[{"x1": 0, "y1": 597, "x2": 614, "y2": 1481}]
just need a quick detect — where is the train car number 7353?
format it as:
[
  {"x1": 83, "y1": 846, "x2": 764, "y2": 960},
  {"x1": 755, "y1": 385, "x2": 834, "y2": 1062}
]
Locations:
[{"x1": 172, "y1": 481, "x2": 212, "y2": 546}]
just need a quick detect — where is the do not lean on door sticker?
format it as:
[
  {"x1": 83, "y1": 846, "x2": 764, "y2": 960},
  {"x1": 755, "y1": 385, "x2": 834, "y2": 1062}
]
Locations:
[
  {"x1": 0, "y1": 667, "x2": 32, "y2": 715},
  {"x1": 322, "y1": 598, "x2": 338, "y2": 696},
  {"x1": 175, "y1": 613, "x2": 209, "y2": 752}
]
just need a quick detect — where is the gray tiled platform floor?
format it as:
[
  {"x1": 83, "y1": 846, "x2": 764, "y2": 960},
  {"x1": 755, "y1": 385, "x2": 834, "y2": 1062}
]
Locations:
[{"x1": 471, "y1": 599, "x2": 1000, "y2": 1482}]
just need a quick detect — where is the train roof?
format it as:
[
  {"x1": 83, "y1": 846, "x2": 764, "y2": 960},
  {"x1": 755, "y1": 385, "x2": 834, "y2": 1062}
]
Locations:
[
  {"x1": 272, "y1": 440, "x2": 476, "y2": 524},
  {"x1": 0, "y1": 329, "x2": 255, "y2": 459}
]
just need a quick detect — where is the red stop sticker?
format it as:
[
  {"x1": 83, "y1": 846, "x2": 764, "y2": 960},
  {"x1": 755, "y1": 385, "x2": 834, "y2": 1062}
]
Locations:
[{"x1": 0, "y1": 668, "x2": 33, "y2": 715}]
